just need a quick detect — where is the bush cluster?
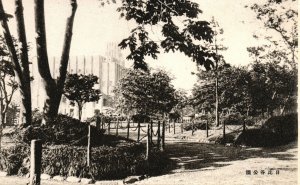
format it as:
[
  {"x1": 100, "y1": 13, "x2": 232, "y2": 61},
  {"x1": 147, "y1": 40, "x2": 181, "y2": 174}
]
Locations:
[
  {"x1": 0, "y1": 143, "x2": 169, "y2": 180},
  {"x1": 235, "y1": 113, "x2": 297, "y2": 147},
  {"x1": 41, "y1": 143, "x2": 147, "y2": 179},
  {"x1": 1, "y1": 114, "x2": 170, "y2": 179},
  {"x1": 262, "y1": 113, "x2": 297, "y2": 143},
  {"x1": 221, "y1": 113, "x2": 244, "y2": 125},
  {"x1": 183, "y1": 120, "x2": 209, "y2": 131},
  {"x1": 14, "y1": 114, "x2": 106, "y2": 146},
  {"x1": 0, "y1": 145, "x2": 30, "y2": 176}
]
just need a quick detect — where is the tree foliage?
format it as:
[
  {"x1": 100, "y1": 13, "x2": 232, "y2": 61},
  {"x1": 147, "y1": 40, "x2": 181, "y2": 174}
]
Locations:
[
  {"x1": 249, "y1": 0, "x2": 298, "y2": 67},
  {"x1": 0, "y1": 36, "x2": 18, "y2": 126},
  {"x1": 114, "y1": 69, "x2": 177, "y2": 118},
  {"x1": 115, "y1": 0, "x2": 216, "y2": 71},
  {"x1": 64, "y1": 74, "x2": 101, "y2": 120},
  {"x1": 192, "y1": 61, "x2": 297, "y2": 118}
]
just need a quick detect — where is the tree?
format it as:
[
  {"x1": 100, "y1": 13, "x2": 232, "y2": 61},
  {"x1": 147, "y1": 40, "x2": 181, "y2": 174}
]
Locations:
[
  {"x1": 249, "y1": 0, "x2": 298, "y2": 68},
  {"x1": 114, "y1": 69, "x2": 177, "y2": 118},
  {"x1": 1, "y1": 0, "x2": 216, "y2": 123},
  {"x1": 64, "y1": 74, "x2": 101, "y2": 121},
  {"x1": 0, "y1": 0, "x2": 32, "y2": 126},
  {"x1": 114, "y1": 0, "x2": 216, "y2": 71},
  {"x1": 219, "y1": 66, "x2": 252, "y2": 116},
  {"x1": 192, "y1": 17, "x2": 228, "y2": 127},
  {"x1": 172, "y1": 89, "x2": 188, "y2": 121},
  {"x1": 247, "y1": 0, "x2": 298, "y2": 116},
  {"x1": 0, "y1": 39, "x2": 18, "y2": 126},
  {"x1": 247, "y1": 61, "x2": 297, "y2": 116},
  {"x1": 0, "y1": 0, "x2": 78, "y2": 124}
]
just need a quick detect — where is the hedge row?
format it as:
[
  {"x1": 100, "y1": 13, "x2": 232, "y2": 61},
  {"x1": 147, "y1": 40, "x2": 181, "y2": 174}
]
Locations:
[
  {"x1": 6, "y1": 114, "x2": 133, "y2": 147},
  {"x1": 235, "y1": 113, "x2": 297, "y2": 147},
  {"x1": 0, "y1": 143, "x2": 169, "y2": 180}
]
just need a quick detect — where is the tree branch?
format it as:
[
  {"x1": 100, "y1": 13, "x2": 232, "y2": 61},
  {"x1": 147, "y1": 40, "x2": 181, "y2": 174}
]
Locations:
[
  {"x1": 15, "y1": 0, "x2": 30, "y2": 84},
  {"x1": 0, "y1": 0, "x2": 24, "y2": 84},
  {"x1": 157, "y1": 0, "x2": 179, "y2": 16},
  {"x1": 57, "y1": 0, "x2": 77, "y2": 92},
  {"x1": 34, "y1": 0, "x2": 54, "y2": 82}
]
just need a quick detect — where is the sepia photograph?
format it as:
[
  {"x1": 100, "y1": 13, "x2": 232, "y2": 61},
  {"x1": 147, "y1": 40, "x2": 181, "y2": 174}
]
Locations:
[{"x1": 0, "y1": 0, "x2": 297, "y2": 185}]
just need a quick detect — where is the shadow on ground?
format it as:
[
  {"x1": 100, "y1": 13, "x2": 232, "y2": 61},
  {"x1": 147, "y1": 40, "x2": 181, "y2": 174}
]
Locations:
[{"x1": 158, "y1": 141, "x2": 297, "y2": 174}]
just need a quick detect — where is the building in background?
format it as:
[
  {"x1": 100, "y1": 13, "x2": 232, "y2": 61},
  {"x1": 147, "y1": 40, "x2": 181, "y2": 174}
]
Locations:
[{"x1": 30, "y1": 43, "x2": 126, "y2": 120}]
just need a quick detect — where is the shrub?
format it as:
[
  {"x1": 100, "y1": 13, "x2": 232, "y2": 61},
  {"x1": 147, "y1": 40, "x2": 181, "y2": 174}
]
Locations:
[
  {"x1": 234, "y1": 129, "x2": 280, "y2": 147},
  {"x1": 234, "y1": 113, "x2": 298, "y2": 147},
  {"x1": 244, "y1": 116, "x2": 255, "y2": 126},
  {"x1": 183, "y1": 120, "x2": 210, "y2": 131},
  {"x1": 131, "y1": 114, "x2": 150, "y2": 123},
  {"x1": 261, "y1": 113, "x2": 297, "y2": 143},
  {"x1": 222, "y1": 113, "x2": 244, "y2": 125},
  {"x1": 209, "y1": 133, "x2": 236, "y2": 144},
  {"x1": 14, "y1": 114, "x2": 107, "y2": 146},
  {"x1": 0, "y1": 144, "x2": 29, "y2": 175},
  {"x1": 0, "y1": 143, "x2": 169, "y2": 180}
]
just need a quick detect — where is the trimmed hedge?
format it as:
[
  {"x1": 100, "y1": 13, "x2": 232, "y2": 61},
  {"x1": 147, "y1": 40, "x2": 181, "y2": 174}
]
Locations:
[
  {"x1": 221, "y1": 113, "x2": 243, "y2": 125},
  {"x1": 235, "y1": 113, "x2": 297, "y2": 147},
  {"x1": 183, "y1": 120, "x2": 210, "y2": 131},
  {"x1": 8, "y1": 114, "x2": 135, "y2": 146},
  {"x1": 0, "y1": 143, "x2": 169, "y2": 180},
  {"x1": 261, "y1": 113, "x2": 297, "y2": 142}
]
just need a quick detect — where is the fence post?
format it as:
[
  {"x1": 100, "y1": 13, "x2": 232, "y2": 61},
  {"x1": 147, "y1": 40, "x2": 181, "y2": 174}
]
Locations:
[
  {"x1": 192, "y1": 119, "x2": 194, "y2": 136},
  {"x1": 96, "y1": 116, "x2": 101, "y2": 131},
  {"x1": 137, "y1": 122, "x2": 140, "y2": 142},
  {"x1": 157, "y1": 121, "x2": 161, "y2": 149},
  {"x1": 87, "y1": 124, "x2": 91, "y2": 167},
  {"x1": 181, "y1": 123, "x2": 183, "y2": 133},
  {"x1": 223, "y1": 120, "x2": 226, "y2": 144},
  {"x1": 162, "y1": 120, "x2": 165, "y2": 151},
  {"x1": 150, "y1": 120, "x2": 153, "y2": 144},
  {"x1": 116, "y1": 118, "x2": 119, "y2": 136},
  {"x1": 29, "y1": 139, "x2": 42, "y2": 185},
  {"x1": 146, "y1": 122, "x2": 150, "y2": 160},
  {"x1": 206, "y1": 119, "x2": 209, "y2": 138},
  {"x1": 108, "y1": 121, "x2": 110, "y2": 134},
  {"x1": 173, "y1": 121, "x2": 175, "y2": 134},
  {"x1": 127, "y1": 118, "x2": 130, "y2": 139}
]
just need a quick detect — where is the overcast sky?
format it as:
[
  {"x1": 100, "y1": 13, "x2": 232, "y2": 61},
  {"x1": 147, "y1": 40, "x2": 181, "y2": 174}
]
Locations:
[{"x1": 1, "y1": 0, "x2": 280, "y2": 92}]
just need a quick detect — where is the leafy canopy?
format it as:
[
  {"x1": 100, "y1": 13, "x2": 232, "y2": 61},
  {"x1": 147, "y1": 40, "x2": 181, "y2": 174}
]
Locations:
[
  {"x1": 114, "y1": 69, "x2": 177, "y2": 117},
  {"x1": 113, "y1": 0, "x2": 216, "y2": 71},
  {"x1": 64, "y1": 74, "x2": 101, "y2": 105}
]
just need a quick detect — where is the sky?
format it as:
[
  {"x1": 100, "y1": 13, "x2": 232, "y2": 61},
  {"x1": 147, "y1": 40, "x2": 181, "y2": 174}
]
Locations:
[{"x1": 0, "y1": 0, "x2": 275, "y2": 92}]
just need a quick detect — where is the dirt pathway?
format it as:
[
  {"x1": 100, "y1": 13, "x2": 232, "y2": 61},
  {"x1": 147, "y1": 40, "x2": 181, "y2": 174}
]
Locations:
[{"x1": 135, "y1": 141, "x2": 298, "y2": 185}]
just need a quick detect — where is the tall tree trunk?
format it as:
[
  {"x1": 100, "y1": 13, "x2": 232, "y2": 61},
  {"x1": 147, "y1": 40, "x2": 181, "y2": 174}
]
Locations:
[
  {"x1": 15, "y1": 0, "x2": 32, "y2": 127},
  {"x1": 215, "y1": 75, "x2": 220, "y2": 127},
  {"x1": 157, "y1": 121, "x2": 160, "y2": 149},
  {"x1": 34, "y1": 0, "x2": 57, "y2": 119},
  {"x1": 0, "y1": 0, "x2": 32, "y2": 127},
  {"x1": 34, "y1": 0, "x2": 77, "y2": 121},
  {"x1": 55, "y1": 0, "x2": 77, "y2": 114}
]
